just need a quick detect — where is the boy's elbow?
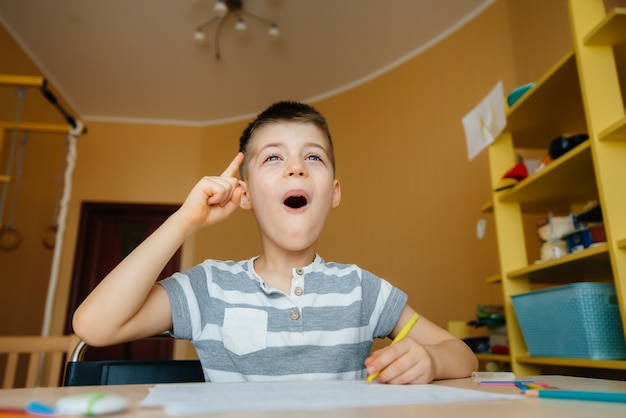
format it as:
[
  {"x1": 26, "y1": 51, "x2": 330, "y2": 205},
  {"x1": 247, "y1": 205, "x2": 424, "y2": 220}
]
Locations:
[
  {"x1": 72, "y1": 308, "x2": 91, "y2": 344},
  {"x1": 72, "y1": 307, "x2": 108, "y2": 347}
]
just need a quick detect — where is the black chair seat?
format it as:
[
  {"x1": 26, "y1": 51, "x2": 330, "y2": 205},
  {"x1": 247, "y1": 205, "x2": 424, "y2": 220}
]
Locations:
[{"x1": 64, "y1": 359, "x2": 205, "y2": 386}]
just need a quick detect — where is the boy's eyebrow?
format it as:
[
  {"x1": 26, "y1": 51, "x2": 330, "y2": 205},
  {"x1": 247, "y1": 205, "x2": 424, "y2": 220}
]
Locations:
[{"x1": 258, "y1": 142, "x2": 329, "y2": 154}]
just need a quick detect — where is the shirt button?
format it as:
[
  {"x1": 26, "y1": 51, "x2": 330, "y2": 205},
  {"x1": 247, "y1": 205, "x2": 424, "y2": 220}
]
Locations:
[
  {"x1": 294, "y1": 287, "x2": 303, "y2": 296},
  {"x1": 295, "y1": 268, "x2": 304, "y2": 275},
  {"x1": 290, "y1": 310, "x2": 300, "y2": 320}
]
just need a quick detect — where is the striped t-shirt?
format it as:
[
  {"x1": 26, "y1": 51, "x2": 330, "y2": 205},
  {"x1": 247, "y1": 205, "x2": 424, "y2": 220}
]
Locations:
[{"x1": 158, "y1": 254, "x2": 408, "y2": 382}]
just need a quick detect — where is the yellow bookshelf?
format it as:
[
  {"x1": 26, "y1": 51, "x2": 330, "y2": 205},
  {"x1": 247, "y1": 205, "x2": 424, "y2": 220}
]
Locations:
[{"x1": 486, "y1": 1, "x2": 626, "y2": 376}]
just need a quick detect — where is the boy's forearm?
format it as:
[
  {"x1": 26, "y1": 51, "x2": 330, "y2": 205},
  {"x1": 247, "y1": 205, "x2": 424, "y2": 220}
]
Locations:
[
  {"x1": 72, "y1": 211, "x2": 193, "y2": 345},
  {"x1": 426, "y1": 338, "x2": 479, "y2": 380}
]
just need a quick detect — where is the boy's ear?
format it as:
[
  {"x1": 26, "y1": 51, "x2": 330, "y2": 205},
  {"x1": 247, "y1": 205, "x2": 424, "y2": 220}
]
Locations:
[
  {"x1": 239, "y1": 181, "x2": 252, "y2": 210},
  {"x1": 332, "y1": 179, "x2": 341, "y2": 208}
]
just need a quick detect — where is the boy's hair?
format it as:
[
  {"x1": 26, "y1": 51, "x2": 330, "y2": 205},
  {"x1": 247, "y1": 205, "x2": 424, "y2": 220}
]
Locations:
[{"x1": 238, "y1": 101, "x2": 335, "y2": 179}]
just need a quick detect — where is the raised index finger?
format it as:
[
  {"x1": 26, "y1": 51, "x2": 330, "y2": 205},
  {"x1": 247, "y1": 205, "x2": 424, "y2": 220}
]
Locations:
[{"x1": 221, "y1": 152, "x2": 244, "y2": 177}]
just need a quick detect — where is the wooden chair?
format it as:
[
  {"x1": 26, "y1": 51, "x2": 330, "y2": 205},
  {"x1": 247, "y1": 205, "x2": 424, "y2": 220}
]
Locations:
[{"x1": 0, "y1": 334, "x2": 80, "y2": 388}]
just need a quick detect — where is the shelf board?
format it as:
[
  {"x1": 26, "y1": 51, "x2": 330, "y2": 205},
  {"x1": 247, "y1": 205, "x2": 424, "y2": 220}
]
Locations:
[
  {"x1": 584, "y1": 8, "x2": 626, "y2": 46},
  {"x1": 486, "y1": 274, "x2": 502, "y2": 284},
  {"x1": 505, "y1": 52, "x2": 587, "y2": 148},
  {"x1": 480, "y1": 201, "x2": 493, "y2": 213},
  {"x1": 618, "y1": 238, "x2": 626, "y2": 249},
  {"x1": 599, "y1": 115, "x2": 626, "y2": 142},
  {"x1": 497, "y1": 141, "x2": 597, "y2": 213},
  {"x1": 476, "y1": 353, "x2": 511, "y2": 363},
  {"x1": 507, "y1": 243, "x2": 612, "y2": 282},
  {"x1": 517, "y1": 355, "x2": 626, "y2": 370}
]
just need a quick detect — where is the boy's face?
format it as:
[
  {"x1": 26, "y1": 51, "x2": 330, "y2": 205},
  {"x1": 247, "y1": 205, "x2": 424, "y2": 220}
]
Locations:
[{"x1": 239, "y1": 121, "x2": 341, "y2": 253}]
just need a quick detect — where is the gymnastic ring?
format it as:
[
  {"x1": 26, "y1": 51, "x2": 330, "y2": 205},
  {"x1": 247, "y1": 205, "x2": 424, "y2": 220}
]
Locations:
[
  {"x1": 41, "y1": 225, "x2": 57, "y2": 250},
  {"x1": 0, "y1": 226, "x2": 22, "y2": 252}
]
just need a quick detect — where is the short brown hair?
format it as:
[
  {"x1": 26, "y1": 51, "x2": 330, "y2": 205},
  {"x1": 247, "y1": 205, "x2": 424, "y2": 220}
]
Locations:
[{"x1": 238, "y1": 101, "x2": 335, "y2": 179}]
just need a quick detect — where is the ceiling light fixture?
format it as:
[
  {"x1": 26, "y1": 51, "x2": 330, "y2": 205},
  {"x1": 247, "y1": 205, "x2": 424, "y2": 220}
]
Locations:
[{"x1": 193, "y1": 0, "x2": 280, "y2": 59}]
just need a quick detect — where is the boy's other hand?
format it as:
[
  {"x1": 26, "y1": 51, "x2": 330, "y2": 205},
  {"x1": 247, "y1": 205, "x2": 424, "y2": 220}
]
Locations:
[
  {"x1": 365, "y1": 338, "x2": 436, "y2": 384},
  {"x1": 178, "y1": 153, "x2": 245, "y2": 230}
]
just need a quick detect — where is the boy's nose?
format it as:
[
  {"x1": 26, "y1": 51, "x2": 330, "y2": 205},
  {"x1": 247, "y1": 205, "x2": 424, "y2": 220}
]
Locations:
[{"x1": 286, "y1": 159, "x2": 307, "y2": 177}]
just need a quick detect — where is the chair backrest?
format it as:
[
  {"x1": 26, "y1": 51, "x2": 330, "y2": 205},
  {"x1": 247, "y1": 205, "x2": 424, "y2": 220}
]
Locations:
[
  {"x1": 63, "y1": 338, "x2": 205, "y2": 386},
  {"x1": 0, "y1": 334, "x2": 80, "y2": 388}
]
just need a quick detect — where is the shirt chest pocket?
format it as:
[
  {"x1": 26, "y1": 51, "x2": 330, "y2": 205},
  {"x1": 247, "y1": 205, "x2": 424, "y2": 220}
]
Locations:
[{"x1": 223, "y1": 308, "x2": 268, "y2": 356}]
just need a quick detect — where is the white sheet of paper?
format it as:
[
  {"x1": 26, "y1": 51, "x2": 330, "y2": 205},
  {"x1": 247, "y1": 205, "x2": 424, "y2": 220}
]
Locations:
[
  {"x1": 141, "y1": 380, "x2": 523, "y2": 415},
  {"x1": 462, "y1": 81, "x2": 507, "y2": 161}
]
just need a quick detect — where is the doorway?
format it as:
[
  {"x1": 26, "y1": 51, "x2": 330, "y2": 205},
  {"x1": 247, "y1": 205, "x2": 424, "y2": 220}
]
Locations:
[{"x1": 65, "y1": 202, "x2": 181, "y2": 361}]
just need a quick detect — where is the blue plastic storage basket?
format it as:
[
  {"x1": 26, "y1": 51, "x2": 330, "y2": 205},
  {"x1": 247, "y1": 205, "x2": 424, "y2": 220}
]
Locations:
[{"x1": 511, "y1": 283, "x2": 626, "y2": 359}]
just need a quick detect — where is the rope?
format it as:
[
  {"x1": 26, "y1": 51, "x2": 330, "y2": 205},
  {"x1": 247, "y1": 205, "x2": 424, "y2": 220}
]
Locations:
[
  {"x1": 41, "y1": 125, "x2": 80, "y2": 338},
  {"x1": 35, "y1": 124, "x2": 80, "y2": 387},
  {"x1": 42, "y1": 139, "x2": 69, "y2": 250}
]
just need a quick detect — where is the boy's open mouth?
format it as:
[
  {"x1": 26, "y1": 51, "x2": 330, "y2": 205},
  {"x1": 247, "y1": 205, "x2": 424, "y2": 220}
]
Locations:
[{"x1": 284, "y1": 195, "x2": 308, "y2": 209}]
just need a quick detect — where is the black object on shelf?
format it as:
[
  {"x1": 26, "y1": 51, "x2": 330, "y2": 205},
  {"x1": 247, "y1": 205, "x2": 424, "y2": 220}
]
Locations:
[
  {"x1": 548, "y1": 133, "x2": 589, "y2": 159},
  {"x1": 575, "y1": 204, "x2": 603, "y2": 223}
]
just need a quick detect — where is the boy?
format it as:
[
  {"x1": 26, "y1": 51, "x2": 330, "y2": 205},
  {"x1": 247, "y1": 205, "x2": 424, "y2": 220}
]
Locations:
[{"x1": 73, "y1": 101, "x2": 477, "y2": 384}]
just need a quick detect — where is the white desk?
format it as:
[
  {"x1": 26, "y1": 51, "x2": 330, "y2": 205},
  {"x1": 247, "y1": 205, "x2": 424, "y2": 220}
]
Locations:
[{"x1": 1, "y1": 376, "x2": 625, "y2": 417}]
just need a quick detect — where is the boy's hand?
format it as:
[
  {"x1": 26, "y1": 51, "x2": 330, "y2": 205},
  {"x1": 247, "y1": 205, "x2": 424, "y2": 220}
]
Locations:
[
  {"x1": 177, "y1": 153, "x2": 245, "y2": 230},
  {"x1": 365, "y1": 338, "x2": 436, "y2": 384}
]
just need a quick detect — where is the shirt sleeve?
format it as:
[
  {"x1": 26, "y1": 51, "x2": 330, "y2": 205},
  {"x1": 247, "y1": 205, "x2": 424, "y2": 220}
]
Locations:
[
  {"x1": 158, "y1": 274, "x2": 193, "y2": 340},
  {"x1": 157, "y1": 262, "x2": 209, "y2": 340},
  {"x1": 360, "y1": 269, "x2": 408, "y2": 339}
]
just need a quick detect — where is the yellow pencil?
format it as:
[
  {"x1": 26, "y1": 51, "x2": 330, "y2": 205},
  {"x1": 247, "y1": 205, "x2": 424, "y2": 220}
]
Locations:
[{"x1": 366, "y1": 313, "x2": 420, "y2": 384}]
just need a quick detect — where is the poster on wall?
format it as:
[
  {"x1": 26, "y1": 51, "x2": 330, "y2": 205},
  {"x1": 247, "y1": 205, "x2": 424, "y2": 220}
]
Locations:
[{"x1": 462, "y1": 81, "x2": 506, "y2": 161}]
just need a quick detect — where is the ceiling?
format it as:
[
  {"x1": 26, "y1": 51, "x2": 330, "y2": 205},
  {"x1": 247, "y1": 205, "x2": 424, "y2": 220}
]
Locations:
[{"x1": 0, "y1": 0, "x2": 493, "y2": 126}]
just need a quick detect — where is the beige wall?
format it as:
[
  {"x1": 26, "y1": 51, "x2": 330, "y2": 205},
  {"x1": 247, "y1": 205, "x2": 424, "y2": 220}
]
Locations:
[{"x1": 1, "y1": 0, "x2": 573, "y2": 337}]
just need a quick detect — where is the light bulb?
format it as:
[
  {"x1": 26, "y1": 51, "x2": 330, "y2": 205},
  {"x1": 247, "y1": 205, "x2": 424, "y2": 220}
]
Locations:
[
  {"x1": 268, "y1": 25, "x2": 279, "y2": 39},
  {"x1": 193, "y1": 30, "x2": 206, "y2": 45},
  {"x1": 214, "y1": 1, "x2": 228, "y2": 18},
  {"x1": 235, "y1": 18, "x2": 247, "y2": 34}
]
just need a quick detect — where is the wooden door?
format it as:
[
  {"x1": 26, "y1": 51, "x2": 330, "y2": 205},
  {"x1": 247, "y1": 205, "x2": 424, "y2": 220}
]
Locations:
[{"x1": 65, "y1": 202, "x2": 181, "y2": 361}]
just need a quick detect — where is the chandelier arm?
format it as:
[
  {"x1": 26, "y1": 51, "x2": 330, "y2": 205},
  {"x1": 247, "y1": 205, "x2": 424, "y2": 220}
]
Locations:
[
  {"x1": 239, "y1": 9, "x2": 276, "y2": 27},
  {"x1": 214, "y1": 14, "x2": 229, "y2": 59},
  {"x1": 196, "y1": 15, "x2": 220, "y2": 31}
]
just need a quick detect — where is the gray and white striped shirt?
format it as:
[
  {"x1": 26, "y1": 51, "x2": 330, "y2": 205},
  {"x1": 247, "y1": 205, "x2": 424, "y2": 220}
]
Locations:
[{"x1": 159, "y1": 254, "x2": 407, "y2": 382}]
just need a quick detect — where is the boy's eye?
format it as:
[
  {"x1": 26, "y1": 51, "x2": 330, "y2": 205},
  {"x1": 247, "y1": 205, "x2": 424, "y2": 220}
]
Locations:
[
  {"x1": 264, "y1": 155, "x2": 281, "y2": 163},
  {"x1": 306, "y1": 154, "x2": 323, "y2": 162}
]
